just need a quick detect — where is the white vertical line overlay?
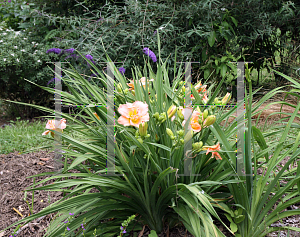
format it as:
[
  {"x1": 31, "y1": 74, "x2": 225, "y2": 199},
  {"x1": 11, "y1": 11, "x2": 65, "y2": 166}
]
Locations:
[
  {"x1": 54, "y1": 62, "x2": 63, "y2": 172},
  {"x1": 184, "y1": 62, "x2": 193, "y2": 176},
  {"x1": 107, "y1": 62, "x2": 115, "y2": 175},
  {"x1": 236, "y1": 62, "x2": 246, "y2": 176}
]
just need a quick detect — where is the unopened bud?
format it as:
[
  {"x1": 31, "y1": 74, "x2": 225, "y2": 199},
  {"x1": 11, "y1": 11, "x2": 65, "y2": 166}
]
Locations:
[
  {"x1": 131, "y1": 90, "x2": 135, "y2": 96},
  {"x1": 167, "y1": 105, "x2": 177, "y2": 118},
  {"x1": 124, "y1": 88, "x2": 129, "y2": 94},
  {"x1": 135, "y1": 130, "x2": 139, "y2": 137},
  {"x1": 153, "y1": 112, "x2": 159, "y2": 119},
  {"x1": 117, "y1": 83, "x2": 123, "y2": 93},
  {"x1": 196, "y1": 107, "x2": 201, "y2": 113},
  {"x1": 203, "y1": 109, "x2": 208, "y2": 120},
  {"x1": 192, "y1": 141, "x2": 203, "y2": 151},
  {"x1": 222, "y1": 92, "x2": 231, "y2": 105},
  {"x1": 166, "y1": 128, "x2": 174, "y2": 138},
  {"x1": 177, "y1": 129, "x2": 184, "y2": 137},
  {"x1": 177, "y1": 107, "x2": 184, "y2": 120},
  {"x1": 179, "y1": 139, "x2": 184, "y2": 144},
  {"x1": 139, "y1": 122, "x2": 148, "y2": 137},
  {"x1": 203, "y1": 115, "x2": 216, "y2": 127}
]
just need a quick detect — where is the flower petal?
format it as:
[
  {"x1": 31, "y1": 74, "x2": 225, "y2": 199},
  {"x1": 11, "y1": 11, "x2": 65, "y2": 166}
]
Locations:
[{"x1": 118, "y1": 116, "x2": 131, "y2": 126}]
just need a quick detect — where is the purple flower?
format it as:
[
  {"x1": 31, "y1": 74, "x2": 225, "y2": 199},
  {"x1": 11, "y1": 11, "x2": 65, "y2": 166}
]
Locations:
[
  {"x1": 120, "y1": 226, "x2": 123, "y2": 230},
  {"x1": 8, "y1": 0, "x2": 11, "y2": 2},
  {"x1": 85, "y1": 54, "x2": 95, "y2": 65},
  {"x1": 46, "y1": 48, "x2": 62, "y2": 54},
  {"x1": 119, "y1": 67, "x2": 126, "y2": 75},
  {"x1": 64, "y1": 221, "x2": 68, "y2": 223},
  {"x1": 123, "y1": 230, "x2": 126, "y2": 234},
  {"x1": 69, "y1": 213, "x2": 74, "y2": 216},
  {"x1": 143, "y1": 47, "x2": 157, "y2": 62},
  {"x1": 64, "y1": 48, "x2": 75, "y2": 54},
  {"x1": 67, "y1": 227, "x2": 70, "y2": 231}
]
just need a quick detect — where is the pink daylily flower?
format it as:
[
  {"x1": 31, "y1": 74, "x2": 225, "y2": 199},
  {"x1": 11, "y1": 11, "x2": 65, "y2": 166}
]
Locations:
[
  {"x1": 118, "y1": 101, "x2": 149, "y2": 127},
  {"x1": 42, "y1": 119, "x2": 66, "y2": 136}
]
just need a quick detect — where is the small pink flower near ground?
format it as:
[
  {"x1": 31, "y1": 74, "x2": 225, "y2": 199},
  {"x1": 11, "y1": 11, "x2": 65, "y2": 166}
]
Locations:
[
  {"x1": 118, "y1": 101, "x2": 149, "y2": 128},
  {"x1": 42, "y1": 119, "x2": 66, "y2": 136}
]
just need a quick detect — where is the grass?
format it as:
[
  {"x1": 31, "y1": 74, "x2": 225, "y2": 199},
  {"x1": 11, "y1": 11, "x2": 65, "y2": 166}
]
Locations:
[{"x1": 0, "y1": 118, "x2": 53, "y2": 154}]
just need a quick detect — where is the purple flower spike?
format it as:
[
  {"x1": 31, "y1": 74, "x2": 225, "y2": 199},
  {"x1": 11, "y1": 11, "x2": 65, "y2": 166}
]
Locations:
[
  {"x1": 64, "y1": 48, "x2": 75, "y2": 54},
  {"x1": 143, "y1": 47, "x2": 157, "y2": 62},
  {"x1": 67, "y1": 227, "x2": 70, "y2": 231},
  {"x1": 69, "y1": 213, "x2": 74, "y2": 216},
  {"x1": 46, "y1": 48, "x2": 62, "y2": 54},
  {"x1": 119, "y1": 67, "x2": 126, "y2": 75}
]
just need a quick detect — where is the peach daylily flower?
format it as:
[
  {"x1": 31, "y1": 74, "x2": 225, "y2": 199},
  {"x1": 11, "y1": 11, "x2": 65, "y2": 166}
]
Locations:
[
  {"x1": 202, "y1": 93, "x2": 209, "y2": 104},
  {"x1": 127, "y1": 77, "x2": 154, "y2": 91},
  {"x1": 42, "y1": 119, "x2": 66, "y2": 136},
  {"x1": 118, "y1": 101, "x2": 149, "y2": 128},
  {"x1": 202, "y1": 143, "x2": 222, "y2": 160},
  {"x1": 182, "y1": 109, "x2": 202, "y2": 133}
]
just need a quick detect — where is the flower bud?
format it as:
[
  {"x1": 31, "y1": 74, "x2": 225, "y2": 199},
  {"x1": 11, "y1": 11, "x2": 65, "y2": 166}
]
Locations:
[
  {"x1": 196, "y1": 107, "x2": 201, "y2": 113},
  {"x1": 179, "y1": 139, "x2": 184, "y2": 145},
  {"x1": 179, "y1": 81, "x2": 184, "y2": 86},
  {"x1": 177, "y1": 107, "x2": 184, "y2": 120},
  {"x1": 137, "y1": 138, "x2": 143, "y2": 144},
  {"x1": 222, "y1": 92, "x2": 231, "y2": 105},
  {"x1": 177, "y1": 129, "x2": 184, "y2": 137},
  {"x1": 203, "y1": 109, "x2": 208, "y2": 120},
  {"x1": 167, "y1": 105, "x2": 177, "y2": 119},
  {"x1": 139, "y1": 122, "x2": 148, "y2": 137},
  {"x1": 181, "y1": 87, "x2": 185, "y2": 93},
  {"x1": 214, "y1": 98, "x2": 220, "y2": 104},
  {"x1": 117, "y1": 83, "x2": 123, "y2": 93},
  {"x1": 131, "y1": 90, "x2": 135, "y2": 96},
  {"x1": 166, "y1": 128, "x2": 174, "y2": 138},
  {"x1": 203, "y1": 115, "x2": 216, "y2": 127},
  {"x1": 192, "y1": 141, "x2": 203, "y2": 151},
  {"x1": 124, "y1": 88, "x2": 129, "y2": 94},
  {"x1": 153, "y1": 112, "x2": 159, "y2": 119}
]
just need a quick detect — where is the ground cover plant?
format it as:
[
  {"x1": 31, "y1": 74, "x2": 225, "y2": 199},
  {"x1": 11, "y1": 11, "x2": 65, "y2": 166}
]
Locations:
[{"x1": 1, "y1": 32, "x2": 300, "y2": 236}]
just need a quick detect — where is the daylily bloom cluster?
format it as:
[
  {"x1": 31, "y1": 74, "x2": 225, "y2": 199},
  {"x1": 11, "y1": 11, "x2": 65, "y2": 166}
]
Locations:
[{"x1": 191, "y1": 81, "x2": 209, "y2": 104}]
